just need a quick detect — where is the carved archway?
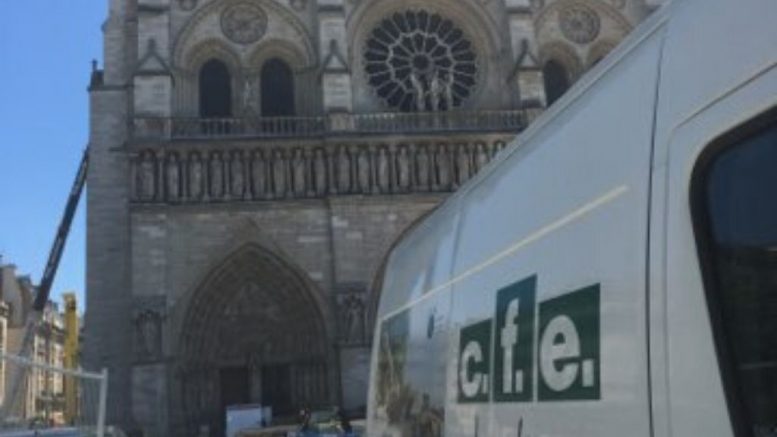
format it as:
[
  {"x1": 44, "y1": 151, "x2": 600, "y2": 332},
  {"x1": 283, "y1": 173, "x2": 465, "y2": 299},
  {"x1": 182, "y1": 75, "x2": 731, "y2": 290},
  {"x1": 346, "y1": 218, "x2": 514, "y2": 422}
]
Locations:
[{"x1": 173, "y1": 244, "x2": 331, "y2": 435}]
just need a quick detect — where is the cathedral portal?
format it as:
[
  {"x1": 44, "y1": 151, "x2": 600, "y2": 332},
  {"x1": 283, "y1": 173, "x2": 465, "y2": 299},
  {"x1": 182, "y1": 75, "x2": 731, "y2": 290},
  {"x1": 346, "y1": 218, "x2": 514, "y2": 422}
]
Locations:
[{"x1": 172, "y1": 244, "x2": 332, "y2": 435}]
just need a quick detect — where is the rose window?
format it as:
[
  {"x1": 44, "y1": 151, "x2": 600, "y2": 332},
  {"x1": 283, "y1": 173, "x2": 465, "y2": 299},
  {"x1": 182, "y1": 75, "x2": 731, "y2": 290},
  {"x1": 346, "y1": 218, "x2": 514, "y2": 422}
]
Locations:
[{"x1": 364, "y1": 10, "x2": 479, "y2": 112}]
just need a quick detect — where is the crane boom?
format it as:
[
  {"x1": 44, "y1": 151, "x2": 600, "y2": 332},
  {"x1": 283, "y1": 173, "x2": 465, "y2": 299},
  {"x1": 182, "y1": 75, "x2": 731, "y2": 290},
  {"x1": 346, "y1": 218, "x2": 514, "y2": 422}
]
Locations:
[{"x1": 34, "y1": 147, "x2": 89, "y2": 310}]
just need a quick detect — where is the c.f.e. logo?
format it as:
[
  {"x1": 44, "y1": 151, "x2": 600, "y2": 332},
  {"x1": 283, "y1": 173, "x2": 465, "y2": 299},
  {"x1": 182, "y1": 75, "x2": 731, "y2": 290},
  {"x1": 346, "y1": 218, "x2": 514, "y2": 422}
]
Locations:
[{"x1": 458, "y1": 276, "x2": 600, "y2": 403}]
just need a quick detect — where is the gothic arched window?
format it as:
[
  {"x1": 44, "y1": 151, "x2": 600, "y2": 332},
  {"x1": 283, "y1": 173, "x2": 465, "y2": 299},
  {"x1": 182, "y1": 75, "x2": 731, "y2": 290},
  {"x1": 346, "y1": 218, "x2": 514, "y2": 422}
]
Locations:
[
  {"x1": 199, "y1": 59, "x2": 232, "y2": 118},
  {"x1": 543, "y1": 60, "x2": 570, "y2": 106},
  {"x1": 364, "y1": 10, "x2": 479, "y2": 112},
  {"x1": 261, "y1": 58, "x2": 296, "y2": 117}
]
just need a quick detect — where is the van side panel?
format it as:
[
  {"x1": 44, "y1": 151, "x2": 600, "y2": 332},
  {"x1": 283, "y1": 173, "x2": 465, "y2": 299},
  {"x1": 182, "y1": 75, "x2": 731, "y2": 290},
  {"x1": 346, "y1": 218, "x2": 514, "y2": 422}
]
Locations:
[
  {"x1": 650, "y1": 1, "x2": 777, "y2": 436},
  {"x1": 444, "y1": 27, "x2": 665, "y2": 436}
]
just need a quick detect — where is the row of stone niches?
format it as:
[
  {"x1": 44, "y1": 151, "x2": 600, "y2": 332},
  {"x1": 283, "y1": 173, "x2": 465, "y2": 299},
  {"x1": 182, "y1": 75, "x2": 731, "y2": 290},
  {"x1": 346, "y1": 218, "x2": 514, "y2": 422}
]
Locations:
[{"x1": 131, "y1": 140, "x2": 509, "y2": 203}]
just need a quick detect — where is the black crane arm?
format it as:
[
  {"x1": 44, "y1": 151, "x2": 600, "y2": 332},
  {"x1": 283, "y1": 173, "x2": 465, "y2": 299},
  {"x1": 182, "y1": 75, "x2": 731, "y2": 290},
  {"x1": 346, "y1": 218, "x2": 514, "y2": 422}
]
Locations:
[{"x1": 33, "y1": 147, "x2": 89, "y2": 311}]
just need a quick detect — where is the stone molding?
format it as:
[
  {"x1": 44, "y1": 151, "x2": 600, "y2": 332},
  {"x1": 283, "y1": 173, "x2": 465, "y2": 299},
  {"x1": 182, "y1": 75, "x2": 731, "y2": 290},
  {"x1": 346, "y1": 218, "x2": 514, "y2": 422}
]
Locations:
[{"x1": 130, "y1": 139, "x2": 508, "y2": 205}]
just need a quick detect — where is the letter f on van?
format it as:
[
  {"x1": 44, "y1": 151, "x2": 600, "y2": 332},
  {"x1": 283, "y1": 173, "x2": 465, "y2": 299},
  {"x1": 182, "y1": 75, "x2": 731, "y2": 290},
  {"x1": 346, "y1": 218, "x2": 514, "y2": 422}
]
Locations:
[
  {"x1": 494, "y1": 276, "x2": 536, "y2": 402},
  {"x1": 501, "y1": 299, "x2": 521, "y2": 393}
]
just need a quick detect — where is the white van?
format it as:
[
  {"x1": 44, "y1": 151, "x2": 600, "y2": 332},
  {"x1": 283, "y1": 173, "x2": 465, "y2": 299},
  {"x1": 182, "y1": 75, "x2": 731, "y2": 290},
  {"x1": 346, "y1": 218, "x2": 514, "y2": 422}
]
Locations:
[{"x1": 366, "y1": 0, "x2": 777, "y2": 436}]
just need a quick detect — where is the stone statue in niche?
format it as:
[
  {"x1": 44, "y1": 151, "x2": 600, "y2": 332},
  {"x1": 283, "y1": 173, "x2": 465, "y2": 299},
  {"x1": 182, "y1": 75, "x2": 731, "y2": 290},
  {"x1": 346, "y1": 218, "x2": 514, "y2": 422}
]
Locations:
[
  {"x1": 416, "y1": 144, "x2": 431, "y2": 191},
  {"x1": 313, "y1": 148, "x2": 328, "y2": 196},
  {"x1": 396, "y1": 145, "x2": 411, "y2": 191},
  {"x1": 291, "y1": 148, "x2": 307, "y2": 197},
  {"x1": 166, "y1": 153, "x2": 181, "y2": 201},
  {"x1": 356, "y1": 146, "x2": 371, "y2": 194},
  {"x1": 340, "y1": 295, "x2": 365, "y2": 344},
  {"x1": 188, "y1": 152, "x2": 204, "y2": 200},
  {"x1": 229, "y1": 151, "x2": 245, "y2": 199},
  {"x1": 375, "y1": 145, "x2": 391, "y2": 193},
  {"x1": 435, "y1": 144, "x2": 451, "y2": 190},
  {"x1": 209, "y1": 152, "x2": 224, "y2": 199},
  {"x1": 138, "y1": 152, "x2": 156, "y2": 201},
  {"x1": 250, "y1": 150, "x2": 267, "y2": 200},
  {"x1": 271, "y1": 149, "x2": 288, "y2": 198},
  {"x1": 456, "y1": 143, "x2": 472, "y2": 186},
  {"x1": 336, "y1": 146, "x2": 352, "y2": 194},
  {"x1": 135, "y1": 309, "x2": 163, "y2": 361}
]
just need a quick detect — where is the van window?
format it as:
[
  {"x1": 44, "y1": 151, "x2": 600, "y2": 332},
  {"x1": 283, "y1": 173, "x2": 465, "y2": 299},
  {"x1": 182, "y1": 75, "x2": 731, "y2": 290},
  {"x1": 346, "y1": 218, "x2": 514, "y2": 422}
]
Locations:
[{"x1": 695, "y1": 116, "x2": 777, "y2": 436}]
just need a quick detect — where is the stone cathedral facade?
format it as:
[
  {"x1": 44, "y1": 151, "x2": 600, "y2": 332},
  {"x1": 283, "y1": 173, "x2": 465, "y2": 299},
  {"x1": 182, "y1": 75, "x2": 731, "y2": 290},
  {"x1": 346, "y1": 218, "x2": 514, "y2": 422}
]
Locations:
[{"x1": 85, "y1": 0, "x2": 660, "y2": 435}]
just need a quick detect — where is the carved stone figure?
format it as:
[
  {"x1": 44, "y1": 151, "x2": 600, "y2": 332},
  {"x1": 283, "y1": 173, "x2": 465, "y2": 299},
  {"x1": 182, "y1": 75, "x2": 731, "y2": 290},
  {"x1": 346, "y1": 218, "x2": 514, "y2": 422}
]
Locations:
[
  {"x1": 340, "y1": 295, "x2": 365, "y2": 344},
  {"x1": 135, "y1": 310, "x2": 162, "y2": 361},
  {"x1": 230, "y1": 151, "x2": 245, "y2": 199},
  {"x1": 429, "y1": 73, "x2": 443, "y2": 112},
  {"x1": 243, "y1": 79, "x2": 256, "y2": 114},
  {"x1": 291, "y1": 148, "x2": 307, "y2": 197},
  {"x1": 250, "y1": 150, "x2": 267, "y2": 199},
  {"x1": 188, "y1": 152, "x2": 204, "y2": 200},
  {"x1": 488, "y1": 141, "x2": 502, "y2": 158},
  {"x1": 209, "y1": 152, "x2": 224, "y2": 199},
  {"x1": 375, "y1": 146, "x2": 391, "y2": 193},
  {"x1": 410, "y1": 72, "x2": 426, "y2": 111},
  {"x1": 396, "y1": 145, "x2": 411, "y2": 191},
  {"x1": 456, "y1": 143, "x2": 472, "y2": 186},
  {"x1": 336, "y1": 146, "x2": 352, "y2": 193},
  {"x1": 444, "y1": 73, "x2": 455, "y2": 111},
  {"x1": 474, "y1": 142, "x2": 489, "y2": 171},
  {"x1": 434, "y1": 144, "x2": 451, "y2": 191},
  {"x1": 313, "y1": 148, "x2": 328, "y2": 196},
  {"x1": 138, "y1": 152, "x2": 156, "y2": 201},
  {"x1": 356, "y1": 146, "x2": 371, "y2": 194},
  {"x1": 271, "y1": 149, "x2": 288, "y2": 198},
  {"x1": 166, "y1": 154, "x2": 181, "y2": 201},
  {"x1": 416, "y1": 144, "x2": 431, "y2": 191}
]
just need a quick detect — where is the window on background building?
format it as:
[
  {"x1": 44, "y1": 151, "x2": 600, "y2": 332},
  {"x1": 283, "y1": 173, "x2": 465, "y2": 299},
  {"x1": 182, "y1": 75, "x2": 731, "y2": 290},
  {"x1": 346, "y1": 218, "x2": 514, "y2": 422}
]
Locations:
[
  {"x1": 199, "y1": 59, "x2": 233, "y2": 118},
  {"x1": 543, "y1": 60, "x2": 570, "y2": 106},
  {"x1": 694, "y1": 113, "x2": 777, "y2": 436},
  {"x1": 261, "y1": 58, "x2": 296, "y2": 117}
]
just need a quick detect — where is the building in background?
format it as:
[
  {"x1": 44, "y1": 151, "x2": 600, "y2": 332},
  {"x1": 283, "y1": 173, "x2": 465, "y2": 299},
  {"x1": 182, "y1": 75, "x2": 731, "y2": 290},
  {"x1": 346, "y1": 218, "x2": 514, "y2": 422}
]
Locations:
[
  {"x1": 0, "y1": 261, "x2": 68, "y2": 424},
  {"x1": 86, "y1": 0, "x2": 663, "y2": 435}
]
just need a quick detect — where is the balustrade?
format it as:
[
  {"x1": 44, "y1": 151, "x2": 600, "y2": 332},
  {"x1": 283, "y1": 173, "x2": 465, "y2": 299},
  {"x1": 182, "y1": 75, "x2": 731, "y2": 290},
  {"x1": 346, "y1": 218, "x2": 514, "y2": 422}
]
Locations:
[{"x1": 132, "y1": 109, "x2": 532, "y2": 140}]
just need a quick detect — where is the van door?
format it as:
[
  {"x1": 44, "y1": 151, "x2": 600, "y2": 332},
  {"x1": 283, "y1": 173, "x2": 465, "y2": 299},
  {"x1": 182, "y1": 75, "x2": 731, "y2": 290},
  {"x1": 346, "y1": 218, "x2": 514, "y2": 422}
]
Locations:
[{"x1": 652, "y1": 52, "x2": 777, "y2": 437}]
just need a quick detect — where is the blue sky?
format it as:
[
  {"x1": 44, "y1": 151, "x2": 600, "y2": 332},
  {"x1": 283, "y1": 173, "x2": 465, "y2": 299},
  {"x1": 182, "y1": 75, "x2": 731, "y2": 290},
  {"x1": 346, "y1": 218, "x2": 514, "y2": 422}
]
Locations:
[{"x1": 0, "y1": 2, "x2": 107, "y2": 309}]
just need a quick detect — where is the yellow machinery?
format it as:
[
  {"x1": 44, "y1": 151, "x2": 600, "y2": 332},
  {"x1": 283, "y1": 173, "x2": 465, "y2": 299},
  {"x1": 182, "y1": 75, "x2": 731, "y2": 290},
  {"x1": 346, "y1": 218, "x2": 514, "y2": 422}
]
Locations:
[{"x1": 62, "y1": 293, "x2": 79, "y2": 423}]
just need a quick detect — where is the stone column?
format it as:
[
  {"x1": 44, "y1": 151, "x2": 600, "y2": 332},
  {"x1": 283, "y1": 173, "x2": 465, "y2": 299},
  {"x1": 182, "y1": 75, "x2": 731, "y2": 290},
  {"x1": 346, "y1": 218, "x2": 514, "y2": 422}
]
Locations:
[
  {"x1": 506, "y1": 0, "x2": 546, "y2": 108},
  {"x1": 318, "y1": 0, "x2": 355, "y2": 133},
  {"x1": 133, "y1": 1, "x2": 173, "y2": 120}
]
